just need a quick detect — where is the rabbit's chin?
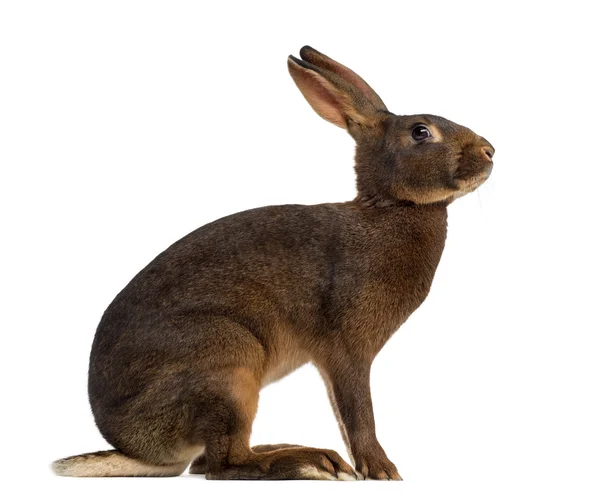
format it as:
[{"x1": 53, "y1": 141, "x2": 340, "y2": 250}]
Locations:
[
  {"x1": 450, "y1": 171, "x2": 492, "y2": 201},
  {"x1": 392, "y1": 188, "x2": 456, "y2": 205}
]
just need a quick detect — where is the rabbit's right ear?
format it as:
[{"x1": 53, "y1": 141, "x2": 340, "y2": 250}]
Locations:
[{"x1": 288, "y1": 53, "x2": 383, "y2": 131}]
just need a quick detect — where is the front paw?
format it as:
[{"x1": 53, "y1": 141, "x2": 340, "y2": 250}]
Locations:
[{"x1": 354, "y1": 453, "x2": 402, "y2": 480}]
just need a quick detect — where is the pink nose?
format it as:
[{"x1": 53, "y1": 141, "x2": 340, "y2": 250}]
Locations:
[{"x1": 482, "y1": 146, "x2": 494, "y2": 161}]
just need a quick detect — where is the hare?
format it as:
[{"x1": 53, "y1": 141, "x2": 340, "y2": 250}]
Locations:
[{"x1": 52, "y1": 46, "x2": 494, "y2": 481}]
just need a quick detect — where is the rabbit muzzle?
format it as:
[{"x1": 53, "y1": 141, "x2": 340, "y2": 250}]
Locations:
[{"x1": 453, "y1": 139, "x2": 494, "y2": 194}]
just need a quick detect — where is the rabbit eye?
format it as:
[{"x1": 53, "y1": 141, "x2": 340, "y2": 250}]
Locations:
[{"x1": 411, "y1": 125, "x2": 432, "y2": 142}]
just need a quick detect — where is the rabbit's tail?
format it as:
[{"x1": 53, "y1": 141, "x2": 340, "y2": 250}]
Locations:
[{"x1": 52, "y1": 450, "x2": 186, "y2": 477}]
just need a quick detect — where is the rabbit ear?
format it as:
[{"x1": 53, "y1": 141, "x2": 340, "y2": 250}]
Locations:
[
  {"x1": 288, "y1": 54, "x2": 381, "y2": 130},
  {"x1": 299, "y1": 46, "x2": 387, "y2": 112}
]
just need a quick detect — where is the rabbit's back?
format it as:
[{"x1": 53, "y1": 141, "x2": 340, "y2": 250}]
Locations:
[{"x1": 91, "y1": 203, "x2": 356, "y2": 349}]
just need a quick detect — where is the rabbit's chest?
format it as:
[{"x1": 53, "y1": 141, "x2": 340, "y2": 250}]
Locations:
[
  {"x1": 339, "y1": 221, "x2": 447, "y2": 349},
  {"x1": 365, "y1": 251, "x2": 441, "y2": 318}
]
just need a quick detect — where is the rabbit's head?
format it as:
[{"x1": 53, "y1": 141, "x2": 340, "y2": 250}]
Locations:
[{"x1": 288, "y1": 46, "x2": 494, "y2": 205}]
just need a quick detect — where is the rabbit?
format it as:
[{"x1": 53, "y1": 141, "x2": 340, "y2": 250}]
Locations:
[{"x1": 52, "y1": 45, "x2": 494, "y2": 481}]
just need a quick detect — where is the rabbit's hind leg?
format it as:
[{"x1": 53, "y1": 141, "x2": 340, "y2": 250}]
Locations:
[
  {"x1": 200, "y1": 383, "x2": 357, "y2": 482},
  {"x1": 190, "y1": 320, "x2": 356, "y2": 480}
]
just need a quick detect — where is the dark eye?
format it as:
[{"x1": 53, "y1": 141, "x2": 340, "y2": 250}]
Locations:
[{"x1": 411, "y1": 125, "x2": 432, "y2": 142}]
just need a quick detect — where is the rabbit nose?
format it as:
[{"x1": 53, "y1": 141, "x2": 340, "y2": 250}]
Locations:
[{"x1": 481, "y1": 146, "x2": 494, "y2": 161}]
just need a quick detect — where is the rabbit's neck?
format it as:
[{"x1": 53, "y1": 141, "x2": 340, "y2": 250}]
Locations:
[{"x1": 344, "y1": 200, "x2": 448, "y2": 354}]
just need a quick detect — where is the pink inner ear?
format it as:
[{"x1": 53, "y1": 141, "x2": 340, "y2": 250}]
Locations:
[{"x1": 292, "y1": 68, "x2": 348, "y2": 129}]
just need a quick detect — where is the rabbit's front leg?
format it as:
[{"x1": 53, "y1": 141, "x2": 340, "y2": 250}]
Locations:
[{"x1": 319, "y1": 360, "x2": 402, "y2": 481}]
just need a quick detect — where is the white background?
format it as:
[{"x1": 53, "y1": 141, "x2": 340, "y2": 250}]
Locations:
[{"x1": 1, "y1": 1, "x2": 599, "y2": 497}]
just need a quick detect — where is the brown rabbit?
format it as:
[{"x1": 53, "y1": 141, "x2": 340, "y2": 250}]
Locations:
[{"x1": 52, "y1": 46, "x2": 494, "y2": 481}]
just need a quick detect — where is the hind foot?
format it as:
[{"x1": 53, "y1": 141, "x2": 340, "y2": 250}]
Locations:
[
  {"x1": 190, "y1": 443, "x2": 303, "y2": 475},
  {"x1": 205, "y1": 446, "x2": 357, "y2": 480}
]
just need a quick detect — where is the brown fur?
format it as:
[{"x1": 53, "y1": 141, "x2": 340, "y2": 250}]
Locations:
[{"x1": 52, "y1": 46, "x2": 494, "y2": 480}]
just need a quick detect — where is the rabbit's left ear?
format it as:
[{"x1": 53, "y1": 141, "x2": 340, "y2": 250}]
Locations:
[
  {"x1": 288, "y1": 50, "x2": 385, "y2": 130},
  {"x1": 299, "y1": 46, "x2": 387, "y2": 112}
]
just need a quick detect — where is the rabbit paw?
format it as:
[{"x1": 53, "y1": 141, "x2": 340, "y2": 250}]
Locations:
[{"x1": 354, "y1": 453, "x2": 402, "y2": 480}]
